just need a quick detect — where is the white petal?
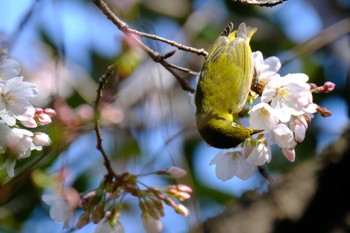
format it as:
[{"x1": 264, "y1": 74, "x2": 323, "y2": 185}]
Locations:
[
  {"x1": 235, "y1": 159, "x2": 257, "y2": 180},
  {"x1": 210, "y1": 149, "x2": 256, "y2": 181},
  {"x1": 273, "y1": 124, "x2": 295, "y2": 148},
  {"x1": 263, "y1": 56, "x2": 281, "y2": 73},
  {"x1": 246, "y1": 142, "x2": 272, "y2": 166},
  {"x1": 249, "y1": 102, "x2": 279, "y2": 133},
  {"x1": 284, "y1": 73, "x2": 309, "y2": 84},
  {"x1": 0, "y1": 59, "x2": 21, "y2": 80},
  {"x1": 253, "y1": 51, "x2": 264, "y2": 71}
]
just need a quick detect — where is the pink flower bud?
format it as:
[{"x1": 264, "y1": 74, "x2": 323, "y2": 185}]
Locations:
[
  {"x1": 294, "y1": 124, "x2": 306, "y2": 142},
  {"x1": 323, "y1": 81, "x2": 335, "y2": 93},
  {"x1": 166, "y1": 166, "x2": 187, "y2": 178},
  {"x1": 20, "y1": 118, "x2": 38, "y2": 128},
  {"x1": 37, "y1": 113, "x2": 52, "y2": 125},
  {"x1": 44, "y1": 108, "x2": 57, "y2": 117},
  {"x1": 35, "y1": 108, "x2": 44, "y2": 114},
  {"x1": 282, "y1": 148, "x2": 295, "y2": 162},
  {"x1": 175, "y1": 204, "x2": 189, "y2": 217},
  {"x1": 317, "y1": 106, "x2": 332, "y2": 117}
]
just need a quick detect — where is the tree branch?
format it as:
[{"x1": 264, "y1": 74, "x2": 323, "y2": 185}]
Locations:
[
  {"x1": 93, "y1": 64, "x2": 118, "y2": 178},
  {"x1": 91, "y1": 0, "x2": 206, "y2": 93}
]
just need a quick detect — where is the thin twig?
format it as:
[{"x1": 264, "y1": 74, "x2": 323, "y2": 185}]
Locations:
[
  {"x1": 233, "y1": 0, "x2": 286, "y2": 7},
  {"x1": 257, "y1": 165, "x2": 274, "y2": 183},
  {"x1": 91, "y1": 0, "x2": 197, "y2": 93},
  {"x1": 283, "y1": 17, "x2": 350, "y2": 66},
  {"x1": 160, "y1": 60, "x2": 196, "y2": 93},
  {"x1": 166, "y1": 63, "x2": 200, "y2": 76},
  {"x1": 94, "y1": 64, "x2": 118, "y2": 178},
  {"x1": 127, "y1": 28, "x2": 208, "y2": 57},
  {"x1": 91, "y1": 0, "x2": 207, "y2": 57}
]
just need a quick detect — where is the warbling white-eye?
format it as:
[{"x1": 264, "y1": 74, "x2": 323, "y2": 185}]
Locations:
[{"x1": 195, "y1": 22, "x2": 262, "y2": 149}]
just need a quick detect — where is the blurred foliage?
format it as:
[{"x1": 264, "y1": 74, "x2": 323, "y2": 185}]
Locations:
[{"x1": 0, "y1": 0, "x2": 349, "y2": 232}]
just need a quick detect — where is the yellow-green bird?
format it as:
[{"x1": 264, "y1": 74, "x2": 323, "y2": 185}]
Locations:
[{"x1": 195, "y1": 22, "x2": 261, "y2": 149}]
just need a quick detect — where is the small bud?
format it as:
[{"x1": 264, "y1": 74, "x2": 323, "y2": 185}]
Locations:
[
  {"x1": 282, "y1": 148, "x2": 295, "y2": 162},
  {"x1": 294, "y1": 124, "x2": 306, "y2": 142},
  {"x1": 33, "y1": 132, "x2": 51, "y2": 146},
  {"x1": 165, "y1": 166, "x2": 187, "y2": 178},
  {"x1": 44, "y1": 108, "x2": 57, "y2": 117},
  {"x1": 92, "y1": 203, "x2": 105, "y2": 224},
  {"x1": 317, "y1": 106, "x2": 332, "y2": 117},
  {"x1": 166, "y1": 184, "x2": 192, "y2": 201},
  {"x1": 175, "y1": 204, "x2": 190, "y2": 217},
  {"x1": 310, "y1": 82, "x2": 336, "y2": 93},
  {"x1": 309, "y1": 83, "x2": 317, "y2": 90},
  {"x1": 323, "y1": 81, "x2": 336, "y2": 93},
  {"x1": 20, "y1": 118, "x2": 38, "y2": 128},
  {"x1": 76, "y1": 212, "x2": 91, "y2": 229},
  {"x1": 37, "y1": 113, "x2": 52, "y2": 125},
  {"x1": 35, "y1": 108, "x2": 44, "y2": 114}
]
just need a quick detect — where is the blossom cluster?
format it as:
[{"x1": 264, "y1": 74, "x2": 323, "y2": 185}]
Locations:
[
  {"x1": 210, "y1": 51, "x2": 335, "y2": 181},
  {"x1": 42, "y1": 166, "x2": 191, "y2": 233},
  {"x1": 0, "y1": 48, "x2": 54, "y2": 177}
]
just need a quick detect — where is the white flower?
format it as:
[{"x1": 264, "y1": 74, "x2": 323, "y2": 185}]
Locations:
[
  {"x1": 42, "y1": 194, "x2": 75, "y2": 229},
  {"x1": 253, "y1": 51, "x2": 281, "y2": 85},
  {"x1": 0, "y1": 49, "x2": 21, "y2": 82},
  {"x1": 142, "y1": 213, "x2": 163, "y2": 233},
  {"x1": 42, "y1": 189, "x2": 79, "y2": 228},
  {"x1": 249, "y1": 102, "x2": 280, "y2": 133},
  {"x1": 0, "y1": 76, "x2": 38, "y2": 126},
  {"x1": 272, "y1": 124, "x2": 296, "y2": 149},
  {"x1": 7, "y1": 128, "x2": 35, "y2": 158},
  {"x1": 94, "y1": 218, "x2": 124, "y2": 233},
  {"x1": 2, "y1": 128, "x2": 36, "y2": 177},
  {"x1": 210, "y1": 148, "x2": 256, "y2": 181},
  {"x1": 261, "y1": 73, "x2": 315, "y2": 122},
  {"x1": 244, "y1": 139, "x2": 272, "y2": 166}
]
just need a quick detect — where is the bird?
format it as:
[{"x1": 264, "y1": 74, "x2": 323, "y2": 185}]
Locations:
[{"x1": 195, "y1": 22, "x2": 262, "y2": 149}]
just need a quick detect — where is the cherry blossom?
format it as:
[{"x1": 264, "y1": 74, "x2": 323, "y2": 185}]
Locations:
[
  {"x1": 244, "y1": 139, "x2": 272, "y2": 166},
  {"x1": 0, "y1": 49, "x2": 21, "y2": 82},
  {"x1": 249, "y1": 102, "x2": 279, "y2": 133},
  {"x1": 0, "y1": 76, "x2": 38, "y2": 126},
  {"x1": 261, "y1": 73, "x2": 317, "y2": 122},
  {"x1": 42, "y1": 194, "x2": 75, "y2": 228},
  {"x1": 210, "y1": 148, "x2": 256, "y2": 181},
  {"x1": 210, "y1": 51, "x2": 335, "y2": 182},
  {"x1": 0, "y1": 54, "x2": 53, "y2": 178},
  {"x1": 253, "y1": 51, "x2": 281, "y2": 84}
]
